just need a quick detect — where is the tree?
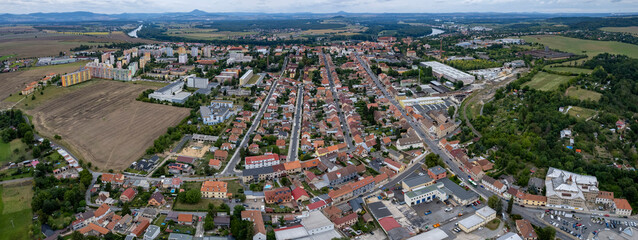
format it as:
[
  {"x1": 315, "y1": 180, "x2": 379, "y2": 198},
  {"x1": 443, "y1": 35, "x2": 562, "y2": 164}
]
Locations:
[
  {"x1": 179, "y1": 189, "x2": 201, "y2": 204},
  {"x1": 488, "y1": 195, "x2": 502, "y2": 215},
  {"x1": 267, "y1": 230, "x2": 276, "y2": 240},
  {"x1": 536, "y1": 226, "x2": 556, "y2": 240},
  {"x1": 121, "y1": 202, "x2": 131, "y2": 216},
  {"x1": 425, "y1": 153, "x2": 444, "y2": 167},
  {"x1": 507, "y1": 196, "x2": 514, "y2": 214},
  {"x1": 204, "y1": 214, "x2": 215, "y2": 231},
  {"x1": 447, "y1": 106, "x2": 456, "y2": 118}
]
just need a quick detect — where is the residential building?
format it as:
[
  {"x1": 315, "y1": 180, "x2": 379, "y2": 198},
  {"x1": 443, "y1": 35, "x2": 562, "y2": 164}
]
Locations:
[
  {"x1": 324, "y1": 164, "x2": 358, "y2": 187},
  {"x1": 516, "y1": 219, "x2": 538, "y2": 240},
  {"x1": 143, "y1": 225, "x2": 161, "y2": 240},
  {"x1": 245, "y1": 154, "x2": 280, "y2": 169},
  {"x1": 178, "y1": 214, "x2": 193, "y2": 225},
  {"x1": 201, "y1": 181, "x2": 229, "y2": 199},
  {"x1": 120, "y1": 188, "x2": 136, "y2": 202},
  {"x1": 242, "y1": 210, "x2": 267, "y2": 240},
  {"x1": 613, "y1": 198, "x2": 633, "y2": 216},
  {"x1": 596, "y1": 191, "x2": 614, "y2": 205},
  {"x1": 482, "y1": 176, "x2": 507, "y2": 195},
  {"x1": 427, "y1": 166, "x2": 447, "y2": 180},
  {"x1": 264, "y1": 187, "x2": 292, "y2": 204},
  {"x1": 85, "y1": 61, "x2": 137, "y2": 81},
  {"x1": 240, "y1": 69, "x2": 254, "y2": 86},
  {"x1": 61, "y1": 69, "x2": 91, "y2": 87},
  {"x1": 148, "y1": 192, "x2": 165, "y2": 206}
]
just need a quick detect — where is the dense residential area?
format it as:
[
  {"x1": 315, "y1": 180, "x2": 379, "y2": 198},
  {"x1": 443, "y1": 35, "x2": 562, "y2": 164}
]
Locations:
[{"x1": 2, "y1": 9, "x2": 638, "y2": 240}]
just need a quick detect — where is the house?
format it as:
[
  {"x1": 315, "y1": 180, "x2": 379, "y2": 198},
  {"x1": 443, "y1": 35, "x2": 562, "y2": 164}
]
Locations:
[
  {"x1": 276, "y1": 139, "x2": 286, "y2": 149},
  {"x1": 120, "y1": 188, "x2": 137, "y2": 202},
  {"x1": 101, "y1": 173, "x2": 125, "y2": 185},
  {"x1": 265, "y1": 187, "x2": 292, "y2": 204},
  {"x1": 201, "y1": 181, "x2": 229, "y2": 199},
  {"x1": 143, "y1": 225, "x2": 161, "y2": 240},
  {"x1": 481, "y1": 176, "x2": 507, "y2": 195},
  {"x1": 596, "y1": 191, "x2": 614, "y2": 205},
  {"x1": 249, "y1": 144, "x2": 260, "y2": 154},
  {"x1": 242, "y1": 210, "x2": 267, "y2": 240},
  {"x1": 516, "y1": 219, "x2": 538, "y2": 240},
  {"x1": 324, "y1": 164, "x2": 358, "y2": 187},
  {"x1": 384, "y1": 158, "x2": 405, "y2": 173},
  {"x1": 148, "y1": 192, "x2": 165, "y2": 206},
  {"x1": 527, "y1": 177, "x2": 544, "y2": 193},
  {"x1": 333, "y1": 212, "x2": 358, "y2": 229},
  {"x1": 292, "y1": 187, "x2": 310, "y2": 203},
  {"x1": 209, "y1": 159, "x2": 222, "y2": 170},
  {"x1": 167, "y1": 163, "x2": 192, "y2": 175},
  {"x1": 214, "y1": 150, "x2": 228, "y2": 162},
  {"x1": 178, "y1": 214, "x2": 193, "y2": 225},
  {"x1": 387, "y1": 149, "x2": 403, "y2": 162},
  {"x1": 613, "y1": 198, "x2": 633, "y2": 216},
  {"x1": 78, "y1": 223, "x2": 110, "y2": 236},
  {"x1": 427, "y1": 166, "x2": 447, "y2": 180}
]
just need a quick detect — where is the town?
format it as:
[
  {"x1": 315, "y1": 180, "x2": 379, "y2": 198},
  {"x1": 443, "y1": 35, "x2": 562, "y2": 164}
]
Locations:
[{"x1": 1, "y1": 8, "x2": 638, "y2": 240}]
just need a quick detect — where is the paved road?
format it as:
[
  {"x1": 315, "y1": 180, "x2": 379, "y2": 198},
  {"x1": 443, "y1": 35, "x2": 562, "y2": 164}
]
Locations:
[
  {"x1": 355, "y1": 54, "x2": 572, "y2": 238},
  {"x1": 322, "y1": 53, "x2": 354, "y2": 153},
  {"x1": 287, "y1": 83, "x2": 304, "y2": 162},
  {"x1": 221, "y1": 57, "x2": 288, "y2": 176}
]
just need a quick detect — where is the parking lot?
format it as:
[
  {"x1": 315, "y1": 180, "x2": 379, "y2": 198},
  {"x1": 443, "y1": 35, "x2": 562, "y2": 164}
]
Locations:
[
  {"x1": 412, "y1": 100, "x2": 455, "y2": 114},
  {"x1": 541, "y1": 209, "x2": 638, "y2": 240}
]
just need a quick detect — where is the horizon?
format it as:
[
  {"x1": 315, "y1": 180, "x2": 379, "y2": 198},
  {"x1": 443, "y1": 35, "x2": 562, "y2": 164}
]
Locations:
[{"x1": 3, "y1": 0, "x2": 638, "y2": 15}]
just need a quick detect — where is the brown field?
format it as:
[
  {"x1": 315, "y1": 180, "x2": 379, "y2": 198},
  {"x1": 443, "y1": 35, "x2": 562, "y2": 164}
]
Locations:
[
  {"x1": 27, "y1": 80, "x2": 190, "y2": 170},
  {"x1": 0, "y1": 32, "x2": 155, "y2": 58},
  {"x1": 0, "y1": 61, "x2": 89, "y2": 106}
]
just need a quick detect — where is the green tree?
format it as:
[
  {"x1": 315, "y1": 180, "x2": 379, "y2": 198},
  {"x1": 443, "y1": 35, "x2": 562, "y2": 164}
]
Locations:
[
  {"x1": 488, "y1": 195, "x2": 502, "y2": 215},
  {"x1": 121, "y1": 202, "x2": 131, "y2": 216},
  {"x1": 204, "y1": 214, "x2": 215, "y2": 231},
  {"x1": 507, "y1": 196, "x2": 514, "y2": 214}
]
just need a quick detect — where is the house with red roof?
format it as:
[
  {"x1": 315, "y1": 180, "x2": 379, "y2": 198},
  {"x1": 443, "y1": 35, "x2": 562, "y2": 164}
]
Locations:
[
  {"x1": 245, "y1": 153, "x2": 280, "y2": 169},
  {"x1": 291, "y1": 187, "x2": 310, "y2": 203},
  {"x1": 306, "y1": 200, "x2": 327, "y2": 212},
  {"x1": 120, "y1": 188, "x2": 136, "y2": 202}
]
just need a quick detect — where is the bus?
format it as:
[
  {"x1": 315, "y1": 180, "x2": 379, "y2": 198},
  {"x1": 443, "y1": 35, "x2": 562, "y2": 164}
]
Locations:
[{"x1": 468, "y1": 179, "x2": 478, "y2": 186}]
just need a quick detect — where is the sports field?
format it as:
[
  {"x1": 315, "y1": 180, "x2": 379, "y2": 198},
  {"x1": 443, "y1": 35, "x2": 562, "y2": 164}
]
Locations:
[
  {"x1": 544, "y1": 66, "x2": 592, "y2": 75},
  {"x1": 600, "y1": 26, "x2": 638, "y2": 36},
  {"x1": 567, "y1": 106, "x2": 597, "y2": 120},
  {"x1": 565, "y1": 86, "x2": 602, "y2": 102},
  {"x1": 523, "y1": 72, "x2": 573, "y2": 91},
  {"x1": 0, "y1": 181, "x2": 34, "y2": 240},
  {"x1": 521, "y1": 35, "x2": 638, "y2": 58}
]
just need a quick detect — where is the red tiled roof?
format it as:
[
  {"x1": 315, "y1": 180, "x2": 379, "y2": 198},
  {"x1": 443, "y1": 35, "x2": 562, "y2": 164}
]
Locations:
[{"x1": 378, "y1": 217, "x2": 401, "y2": 232}]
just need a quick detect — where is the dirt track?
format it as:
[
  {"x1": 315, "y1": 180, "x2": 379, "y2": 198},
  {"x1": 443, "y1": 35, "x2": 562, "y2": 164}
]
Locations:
[{"x1": 27, "y1": 80, "x2": 190, "y2": 170}]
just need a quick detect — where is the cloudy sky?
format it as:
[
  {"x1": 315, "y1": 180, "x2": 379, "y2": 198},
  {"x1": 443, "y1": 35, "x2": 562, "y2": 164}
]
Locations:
[{"x1": 2, "y1": 0, "x2": 638, "y2": 14}]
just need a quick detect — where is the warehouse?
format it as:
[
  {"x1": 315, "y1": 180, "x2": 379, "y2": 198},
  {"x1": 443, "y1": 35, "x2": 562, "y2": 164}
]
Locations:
[{"x1": 421, "y1": 61, "x2": 475, "y2": 85}]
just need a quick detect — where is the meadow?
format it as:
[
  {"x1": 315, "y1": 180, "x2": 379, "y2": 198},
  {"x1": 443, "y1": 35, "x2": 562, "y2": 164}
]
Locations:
[
  {"x1": 521, "y1": 35, "x2": 638, "y2": 58},
  {"x1": 0, "y1": 181, "x2": 34, "y2": 240},
  {"x1": 565, "y1": 86, "x2": 602, "y2": 102},
  {"x1": 600, "y1": 26, "x2": 638, "y2": 36},
  {"x1": 523, "y1": 72, "x2": 573, "y2": 91}
]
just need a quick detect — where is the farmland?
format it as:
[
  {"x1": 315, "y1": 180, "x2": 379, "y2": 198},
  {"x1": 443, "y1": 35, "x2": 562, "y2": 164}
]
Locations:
[
  {"x1": 523, "y1": 71, "x2": 573, "y2": 91},
  {"x1": 26, "y1": 80, "x2": 190, "y2": 171},
  {"x1": 600, "y1": 26, "x2": 638, "y2": 36},
  {"x1": 521, "y1": 35, "x2": 638, "y2": 58},
  {"x1": 0, "y1": 61, "x2": 90, "y2": 108},
  {"x1": 0, "y1": 139, "x2": 30, "y2": 165},
  {"x1": 0, "y1": 181, "x2": 34, "y2": 240},
  {"x1": 544, "y1": 66, "x2": 592, "y2": 75},
  {"x1": 565, "y1": 86, "x2": 602, "y2": 102}
]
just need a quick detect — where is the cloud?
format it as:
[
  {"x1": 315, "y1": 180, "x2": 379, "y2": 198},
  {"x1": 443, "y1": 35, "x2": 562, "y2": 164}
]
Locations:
[{"x1": 1, "y1": 0, "x2": 638, "y2": 14}]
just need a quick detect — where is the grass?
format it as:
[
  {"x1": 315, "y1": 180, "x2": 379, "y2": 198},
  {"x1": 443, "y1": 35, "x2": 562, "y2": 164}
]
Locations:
[
  {"x1": 600, "y1": 26, "x2": 638, "y2": 36},
  {"x1": 521, "y1": 35, "x2": 638, "y2": 59},
  {"x1": 0, "y1": 182, "x2": 34, "y2": 240},
  {"x1": 523, "y1": 72, "x2": 573, "y2": 91},
  {"x1": 0, "y1": 139, "x2": 30, "y2": 164},
  {"x1": 544, "y1": 66, "x2": 592, "y2": 75},
  {"x1": 173, "y1": 198, "x2": 223, "y2": 211},
  {"x1": 0, "y1": 54, "x2": 17, "y2": 61},
  {"x1": 246, "y1": 74, "x2": 261, "y2": 85},
  {"x1": 565, "y1": 86, "x2": 602, "y2": 102},
  {"x1": 567, "y1": 106, "x2": 597, "y2": 120},
  {"x1": 226, "y1": 180, "x2": 243, "y2": 197},
  {"x1": 485, "y1": 219, "x2": 500, "y2": 231}
]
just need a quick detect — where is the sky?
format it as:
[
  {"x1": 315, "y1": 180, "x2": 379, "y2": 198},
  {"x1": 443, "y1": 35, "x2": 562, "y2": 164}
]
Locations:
[{"x1": 2, "y1": 0, "x2": 638, "y2": 14}]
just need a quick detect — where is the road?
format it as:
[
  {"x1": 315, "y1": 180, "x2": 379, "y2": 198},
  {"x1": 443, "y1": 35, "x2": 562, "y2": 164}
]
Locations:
[
  {"x1": 354, "y1": 54, "x2": 569, "y2": 238},
  {"x1": 321, "y1": 53, "x2": 354, "y2": 153},
  {"x1": 287, "y1": 83, "x2": 304, "y2": 162},
  {"x1": 221, "y1": 57, "x2": 288, "y2": 176}
]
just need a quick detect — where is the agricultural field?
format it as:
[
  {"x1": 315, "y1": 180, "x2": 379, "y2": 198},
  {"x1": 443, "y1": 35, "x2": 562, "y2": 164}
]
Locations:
[
  {"x1": 165, "y1": 28, "x2": 256, "y2": 40},
  {"x1": 565, "y1": 86, "x2": 602, "y2": 101},
  {"x1": 600, "y1": 26, "x2": 638, "y2": 36},
  {"x1": 523, "y1": 71, "x2": 573, "y2": 91},
  {"x1": 26, "y1": 80, "x2": 190, "y2": 171},
  {"x1": 567, "y1": 106, "x2": 597, "y2": 120},
  {"x1": 544, "y1": 66, "x2": 592, "y2": 74},
  {"x1": 0, "y1": 60, "x2": 90, "y2": 108},
  {"x1": 521, "y1": 35, "x2": 638, "y2": 58},
  {"x1": 0, "y1": 181, "x2": 34, "y2": 240}
]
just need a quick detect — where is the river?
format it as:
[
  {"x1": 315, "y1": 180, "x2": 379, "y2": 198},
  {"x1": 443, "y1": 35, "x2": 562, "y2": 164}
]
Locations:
[{"x1": 128, "y1": 25, "x2": 143, "y2": 38}]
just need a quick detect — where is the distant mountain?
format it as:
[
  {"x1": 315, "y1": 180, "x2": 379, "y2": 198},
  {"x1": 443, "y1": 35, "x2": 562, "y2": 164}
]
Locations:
[{"x1": 0, "y1": 11, "x2": 622, "y2": 23}]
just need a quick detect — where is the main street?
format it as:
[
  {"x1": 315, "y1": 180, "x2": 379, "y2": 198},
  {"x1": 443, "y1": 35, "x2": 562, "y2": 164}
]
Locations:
[
  {"x1": 322, "y1": 52, "x2": 355, "y2": 153},
  {"x1": 287, "y1": 83, "x2": 304, "y2": 161},
  {"x1": 354, "y1": 54, "x2": 572, "y2": 239},
  {"x1": 221, "y1": 57, "x2": 288, "y2": 176}
]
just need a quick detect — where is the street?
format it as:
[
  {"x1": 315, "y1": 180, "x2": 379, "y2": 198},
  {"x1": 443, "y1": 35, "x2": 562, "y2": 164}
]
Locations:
[
  {"x1": 322, "y1": 53, "x2": 355, "y2": 153},
  {"x1": 287, "y1": 83, "x2": 304, "y2": 162}
]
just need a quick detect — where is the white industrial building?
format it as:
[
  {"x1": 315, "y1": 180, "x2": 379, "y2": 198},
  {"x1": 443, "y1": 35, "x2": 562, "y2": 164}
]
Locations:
[
  {"x1": 458, "y1": 206, "x2": 496, "y2": 233},
  {"x1": 148, "y1": 80, "x2": 192, "y2": 104},
  {"x1": 399, "y1": 96, "x2": 445, "y2": 107},
  {"x1": 421, "y1": 61, "x2": 475, "y2": 85},
  {"x1": 274, "y1": 211, "x2": 341, "y2": 240}
]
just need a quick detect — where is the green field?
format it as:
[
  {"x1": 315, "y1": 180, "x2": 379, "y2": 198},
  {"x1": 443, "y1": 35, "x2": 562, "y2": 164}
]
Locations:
[
  {"x1": 523, "y1": 72, "x2": 573, "y2": 91},
  {"x1": 173, "y1": 198, "x2": 223, "y2": 211},
  {"x1": 0, "y1": 139, "x2": 30, "y2": 164},
  {"x1": 0, "y1": 54, "x2": 17, "y2": 61},
  {"x1": 566, "y1": 87, "x2": 602, "y2": 102},
  {"x1": 567, "y1": 106, "x2": 597, "y2": 120},
  {"x1": 246, "y1": 74, "x2": 261, "y2": 85},
  {"x1": 0, "y1": 182, "x2": 34, "y2": 240},
  {"x1": 544, "y1": 66, "x2": 592, "y2": 75},
  {"x1": 522, "y1": 35, "x2": 638, "y2": 58},
  {"x1": 600, "y1": 26, "x2": 638, "y2": 36}
]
